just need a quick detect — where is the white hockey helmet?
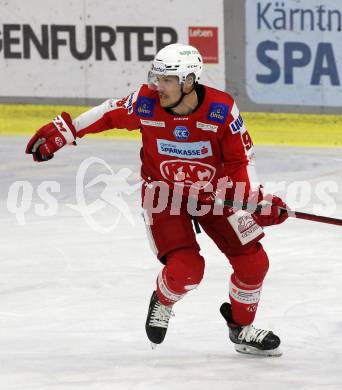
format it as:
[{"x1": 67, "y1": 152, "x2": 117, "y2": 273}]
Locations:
[{"x1": 148, "y1": 43, "x2": 203, "y2": 88}]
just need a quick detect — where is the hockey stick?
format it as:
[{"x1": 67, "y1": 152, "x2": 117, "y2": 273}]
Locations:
[{"x1": 224, "y1": 199, "x2": 342, "y2": 227}]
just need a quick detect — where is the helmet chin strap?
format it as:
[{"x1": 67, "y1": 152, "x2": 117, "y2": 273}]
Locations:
[{"x1": 165, "y1": 82, "x2": 195, "y2": 110}]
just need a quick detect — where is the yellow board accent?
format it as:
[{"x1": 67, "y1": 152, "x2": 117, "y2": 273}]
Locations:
[
  {"x1": 243, "y1": 112, "x2": 342, "y2": 148},
  {"x1": 0, "y1": 104, "x2": 341, "y2": 147}
]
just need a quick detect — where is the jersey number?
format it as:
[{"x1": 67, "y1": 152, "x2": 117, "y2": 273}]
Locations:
[{"x1": 242, "y1": 131, "x2": 253, "y2": 151}]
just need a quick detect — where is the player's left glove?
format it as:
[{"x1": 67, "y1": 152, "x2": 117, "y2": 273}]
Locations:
[
  {"x1": 252, "y1": 194, "x2": 289, "y2": 227},
  {"x1": 25, "y1": 112, "x2": 76, "y2": 162}
]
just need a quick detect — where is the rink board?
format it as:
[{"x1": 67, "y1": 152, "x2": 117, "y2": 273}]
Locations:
[{"x1": 1, "y1": 104, "x2": 342, "y2": 147}]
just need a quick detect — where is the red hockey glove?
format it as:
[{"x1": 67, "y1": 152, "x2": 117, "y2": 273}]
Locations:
[
  {"x1": 25, "y1": 112, "x2": 76, "y2": 162},
  {"x1": 252, "y1": 195, "x2": 289, "y2": 227}
]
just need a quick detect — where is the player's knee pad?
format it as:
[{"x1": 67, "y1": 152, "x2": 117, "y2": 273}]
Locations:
[
  {"x1": 157, "y1": 248, "x2": 205, "y2": 305},
  {"x1": 166, "y1": 248, "x2": 205, "y2": 288},
  {"x1": 229, "y1": 243, "x2": 269, "y2": 287}
]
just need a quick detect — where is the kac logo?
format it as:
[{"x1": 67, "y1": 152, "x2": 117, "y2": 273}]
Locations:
[
  {"x1": 160, "y1": 160, "x2": 216, "y2": 188},
  {"x1": 173, "y1": 126, "x2": 189, "y2": 140}
]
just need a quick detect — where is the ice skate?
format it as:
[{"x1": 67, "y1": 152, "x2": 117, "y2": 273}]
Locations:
[
  {"x1": 220, "y1": 302, "x2": 282, "y2": 357},
  {"x1": 145, "y1": 291, "x2": 174, "y2": 348}
]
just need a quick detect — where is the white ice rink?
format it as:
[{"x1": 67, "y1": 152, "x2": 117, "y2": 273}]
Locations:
[{"x1": 1, "y1": 137, "x2": 342, "y2": 390}]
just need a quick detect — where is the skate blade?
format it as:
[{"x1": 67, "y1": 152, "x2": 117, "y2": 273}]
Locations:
[
  {"x1": 235, "y1": 344, "x2": 282, "y2": 357},
  {"x1": 151, "y1": 342, "x2": 157, "y2": 350}
]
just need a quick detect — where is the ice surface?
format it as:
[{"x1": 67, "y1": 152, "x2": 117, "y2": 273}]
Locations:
[{"x1": 1, "y1": 137, "x2": 342, "y2": 390}]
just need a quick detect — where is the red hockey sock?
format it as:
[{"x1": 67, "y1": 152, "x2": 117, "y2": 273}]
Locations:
[
  {"x1": 229, "y1": 274, "x2": 263, "y2": 325},
  {"x1": 227, "y1": 244, "x2": 269, "y2": 325}
]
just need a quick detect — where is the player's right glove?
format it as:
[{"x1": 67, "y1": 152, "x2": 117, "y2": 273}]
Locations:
[
  {"x1": 25, "y1": 112, "x2": 76, "y2": 162},
  {"x1": 252, "y1": 194, "x2": 289, "y2": 226}
]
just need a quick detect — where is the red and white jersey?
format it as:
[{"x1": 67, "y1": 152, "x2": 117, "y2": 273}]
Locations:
[{"x1": 74, "y1": 84, "x2": 260, "y2": 197}]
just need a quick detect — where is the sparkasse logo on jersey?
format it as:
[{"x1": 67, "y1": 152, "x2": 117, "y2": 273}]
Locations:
[
  {"x1": 157, "y1": 140, "x2": 213, "y2": 159},
  {"x1": 188, "y1": 26, "x2": 218, "y2": 63}
]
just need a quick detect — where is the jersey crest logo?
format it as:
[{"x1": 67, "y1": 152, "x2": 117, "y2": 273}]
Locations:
[
  {"x1": 136, "y1": 96, "x2": 155, "y2": 118},
  {"x1": 207, "y1": 102, "x2": 228, "y2": 124},
  {"x1": 173, "y1": 126, "x2": 189, "y2": 140},
  {"x1": 160, "y1": 160, "x2": 216, "y2": 189}
]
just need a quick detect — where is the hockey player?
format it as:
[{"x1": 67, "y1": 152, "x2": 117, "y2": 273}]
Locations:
[{"x1": 26, "y1": 43, "x2": 289, "y2": 356}]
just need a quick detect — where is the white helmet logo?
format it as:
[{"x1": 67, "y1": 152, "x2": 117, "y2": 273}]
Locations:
[{"x1": 152, "y1": 63, "x2": 167, "y2": 74}]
